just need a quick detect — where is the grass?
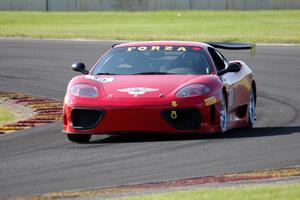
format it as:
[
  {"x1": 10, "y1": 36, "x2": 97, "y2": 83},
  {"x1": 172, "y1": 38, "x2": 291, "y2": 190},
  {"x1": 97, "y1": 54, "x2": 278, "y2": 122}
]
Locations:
[
  {"x1": 0, "y1": 10, "x2": 299, "y2": 43},
  {"x1": 111, "y1": 182, "x2": 300, "y2": 200},
  {"x1": 0, "y1": 106, "x2": 15, "y2": 123}
]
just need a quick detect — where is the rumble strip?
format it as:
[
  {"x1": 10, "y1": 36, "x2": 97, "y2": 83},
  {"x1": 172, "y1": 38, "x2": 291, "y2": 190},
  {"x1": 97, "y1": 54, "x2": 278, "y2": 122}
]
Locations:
[{"x1": 0, "y1": 91, "x2": 63, "y2": 134}]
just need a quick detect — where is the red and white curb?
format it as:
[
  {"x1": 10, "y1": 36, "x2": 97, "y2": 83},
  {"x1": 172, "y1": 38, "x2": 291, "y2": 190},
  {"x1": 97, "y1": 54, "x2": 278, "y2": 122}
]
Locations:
[{"x1": 0, "y1": 91, "x2": 62, "y2": 134}]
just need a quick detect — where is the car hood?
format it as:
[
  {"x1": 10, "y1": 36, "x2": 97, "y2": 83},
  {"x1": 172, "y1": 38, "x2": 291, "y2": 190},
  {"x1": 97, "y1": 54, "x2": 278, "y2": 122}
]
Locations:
[{"x1": 88, "y1": 75, "x2": 197, "y2": 98}]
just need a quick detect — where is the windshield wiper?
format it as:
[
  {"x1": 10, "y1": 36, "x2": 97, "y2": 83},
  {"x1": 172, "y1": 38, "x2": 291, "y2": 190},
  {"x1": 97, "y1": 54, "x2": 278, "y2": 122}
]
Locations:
[
  {"x1": 95, "y1": 72, "x2": 116, "y2": 75},
  {"x1": 133, "y1": 72, "x2": 174, "y2": 75}
]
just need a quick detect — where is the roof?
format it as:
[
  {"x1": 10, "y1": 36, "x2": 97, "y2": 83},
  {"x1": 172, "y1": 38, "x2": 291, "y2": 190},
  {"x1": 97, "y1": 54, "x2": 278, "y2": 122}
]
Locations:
[{"x1": 115, "y1": 41, "x2": 208, "y2": 48}]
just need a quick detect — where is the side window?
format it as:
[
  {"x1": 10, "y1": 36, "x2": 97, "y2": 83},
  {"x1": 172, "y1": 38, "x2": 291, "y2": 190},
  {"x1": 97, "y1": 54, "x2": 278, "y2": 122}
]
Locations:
[
  {"x1": 208, "y1": 47, "x2": 228, "y2": 71},
  {"x1": 216, "y1": 50, "x2": 229, "y2": 67}
]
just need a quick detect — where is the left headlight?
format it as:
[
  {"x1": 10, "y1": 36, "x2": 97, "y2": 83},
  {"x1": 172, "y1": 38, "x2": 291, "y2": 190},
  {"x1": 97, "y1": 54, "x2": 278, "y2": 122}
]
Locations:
[
  {"x1": 176, "y1": 83, "x2": 210, "y2": 98},
  {"x1": 70, "y1": 84, "x2": 99, "y2": 98}
]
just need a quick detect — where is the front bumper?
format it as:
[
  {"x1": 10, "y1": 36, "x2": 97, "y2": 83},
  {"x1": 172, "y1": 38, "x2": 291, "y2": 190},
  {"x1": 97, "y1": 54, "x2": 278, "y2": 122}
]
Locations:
[{"x1": 63, "y1": 101, "x2": 220, "y2": 134}]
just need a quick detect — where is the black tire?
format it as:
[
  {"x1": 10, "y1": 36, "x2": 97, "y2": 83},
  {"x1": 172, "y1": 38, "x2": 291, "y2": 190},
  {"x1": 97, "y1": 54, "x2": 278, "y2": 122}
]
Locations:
[
  {"x1": 67, "y1": 134, "x2": 91, "y2": 143},
  {"x1": 247, "y1": 87, "x2": 256, "y2": 128},
  {"x1": 219, "y1": 92, "x2": 228, "y2": 134}
]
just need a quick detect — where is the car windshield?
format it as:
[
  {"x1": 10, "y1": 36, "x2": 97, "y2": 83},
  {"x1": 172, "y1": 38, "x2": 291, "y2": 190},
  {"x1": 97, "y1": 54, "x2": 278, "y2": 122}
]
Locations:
[{"x1": 91, "y1": 46, "x2": 211, "y2": 75}]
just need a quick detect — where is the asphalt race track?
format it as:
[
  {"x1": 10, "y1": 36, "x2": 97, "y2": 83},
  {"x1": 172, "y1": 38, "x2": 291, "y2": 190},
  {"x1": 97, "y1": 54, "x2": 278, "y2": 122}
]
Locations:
[{"x1": 0, "y1": 39, "x2": 299, "y2": 197}]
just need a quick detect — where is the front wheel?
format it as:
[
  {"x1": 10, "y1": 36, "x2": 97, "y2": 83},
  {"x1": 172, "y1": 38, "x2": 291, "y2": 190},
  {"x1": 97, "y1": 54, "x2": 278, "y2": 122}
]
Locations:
[
  {"x1": 219, "y1": 92, "x2": 228, "y2": 133},
  {"x1": 247, "y1": 87, "x2": 256, "y2": 128},
  {"x1": 67, "y1": 134, "x2": 91, "y2": 143}
]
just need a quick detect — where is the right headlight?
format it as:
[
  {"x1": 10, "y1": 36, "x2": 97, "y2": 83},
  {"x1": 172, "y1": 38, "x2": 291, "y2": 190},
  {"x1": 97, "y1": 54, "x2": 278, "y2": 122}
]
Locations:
[
  {"x1": 70, "y1": 84, "x2": 99, "y2": 98},
  {"x1": 176, "y1": 83, "x2": 210, "y2": 98}
]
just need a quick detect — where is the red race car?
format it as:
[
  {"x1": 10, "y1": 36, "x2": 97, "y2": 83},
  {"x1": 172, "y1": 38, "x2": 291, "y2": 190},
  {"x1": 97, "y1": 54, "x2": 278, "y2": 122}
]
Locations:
[{"x1": 63, "y1": 41, "x2": 256, "y2": 143}]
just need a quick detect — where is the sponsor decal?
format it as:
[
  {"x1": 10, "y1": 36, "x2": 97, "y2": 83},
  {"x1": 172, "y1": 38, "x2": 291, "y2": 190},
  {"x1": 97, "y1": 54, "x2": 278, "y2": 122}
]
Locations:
[
  {"x1": 85, "y1": 75, "x2": 114, "y2": 83},
  {"x1": 204, "y1": 96, "x2": 217, "y2": 106},
  {"x1": 171, "y1": 101, "x2": 178, "y2": 108},
  {"x1": 117, "y1": 87, "x2": 159, "y2": 97},
  {"x1": 127, "y1": 46, "x2": 187, "y2": 52},
  {"x1": 170, "y1": 111, "x2": 178, "y2": 119}
]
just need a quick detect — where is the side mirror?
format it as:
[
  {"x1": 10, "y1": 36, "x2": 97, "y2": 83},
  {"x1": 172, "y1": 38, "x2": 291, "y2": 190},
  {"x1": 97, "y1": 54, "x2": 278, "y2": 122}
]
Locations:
[
  {"x1": 217, "y1": 63, "x2": 241, "y2": 76},
  {"x1": 71, "y1": 62, "x2": 89, "y2": 74}
]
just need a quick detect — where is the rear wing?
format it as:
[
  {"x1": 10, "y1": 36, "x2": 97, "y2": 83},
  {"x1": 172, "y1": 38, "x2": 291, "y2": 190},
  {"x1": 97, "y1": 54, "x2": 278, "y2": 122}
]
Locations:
[{"x1": 206, "y1": 42, "x2": 256, "y2": 56}]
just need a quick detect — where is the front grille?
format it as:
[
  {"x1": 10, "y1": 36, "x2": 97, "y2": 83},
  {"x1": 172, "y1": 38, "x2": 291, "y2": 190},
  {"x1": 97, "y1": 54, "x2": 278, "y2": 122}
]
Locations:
[
  {"x1": 71, "y1": 108, "x2": 104, "y2": 130},
  {"x1": 161, "y1": 108, "x2": 200, "y2": 130}
]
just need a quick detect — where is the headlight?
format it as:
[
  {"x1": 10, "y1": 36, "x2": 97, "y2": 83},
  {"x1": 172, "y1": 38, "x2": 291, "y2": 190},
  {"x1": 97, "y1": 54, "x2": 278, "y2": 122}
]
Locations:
[
  {"x1": 70, "y1": 84, "x2": 99, "y2": 98},
  {"x1": 176, "y1": 84, "x2": 210, "y2": 98}
]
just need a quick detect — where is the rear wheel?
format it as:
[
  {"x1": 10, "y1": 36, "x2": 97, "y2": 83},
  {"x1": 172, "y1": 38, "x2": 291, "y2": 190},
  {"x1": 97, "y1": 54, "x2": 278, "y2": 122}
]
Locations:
[
  {"x1": 247, "y1": 87, "x2": 256, "y2": 128},
  {"x1": 67, "y1": 134, "x2": 91, "y2": 143},
  {"x1": 220, "y1": 92, "x2": 228, "y2": 133}
]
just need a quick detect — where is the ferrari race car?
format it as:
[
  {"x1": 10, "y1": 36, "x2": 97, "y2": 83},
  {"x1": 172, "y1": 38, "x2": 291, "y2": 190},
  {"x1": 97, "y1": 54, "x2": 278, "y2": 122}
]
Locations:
[{"x1": 63, "y1": 41, "x2": 256, "y2": 143}]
